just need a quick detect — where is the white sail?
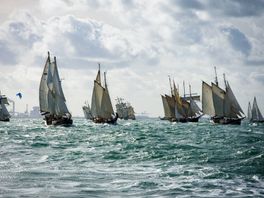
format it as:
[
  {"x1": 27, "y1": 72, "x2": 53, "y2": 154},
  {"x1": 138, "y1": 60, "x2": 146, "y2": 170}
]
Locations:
[
  {"x1": 91, "y1": 81, "x2": 104, "y2": 118},
  {"x1": 247, "y1": 102, "x2": 252, "y2": 120},
  {"x1": 161, "y1": 95, "x2": 171, "y2": 118},
  {"x1": 224, "y1": 81, "x2": 244, "y2": 118},
  {"x1": 202, "y1": 81, "x2": 215, "y2": 116},
  {"x1": 165, "y1": 95, "x2": 175, "y2": 118},
  {"x1": 252, "y1": 97, "x2": 264, "y2": 121},
  {"x1": 101, "y1": 88, "x2": 114, "y2": 119},
  {"x1": 39, "y1": 56, "x2": 51, "y2": 113},
  {"x1": 51, "y1": 60, "x2": 70, "y2": 115},
  {"x1": 190, "y1": 98, "x2": 202, "y2": 116},
  {"x1": 212, "y1": 83, "x2": 225, "y2": 117},
  {"x1": 39, "y1": 53, "x2": 70, "y2": 117}
]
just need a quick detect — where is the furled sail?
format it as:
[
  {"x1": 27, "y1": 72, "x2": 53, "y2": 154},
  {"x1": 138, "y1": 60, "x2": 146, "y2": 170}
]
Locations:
[
  {"x1": 202, "y1": 81, "x2": 215, "y2": 116},
  {"x1": 252, "y1": 97, "x2": 264, "y2": 121}
]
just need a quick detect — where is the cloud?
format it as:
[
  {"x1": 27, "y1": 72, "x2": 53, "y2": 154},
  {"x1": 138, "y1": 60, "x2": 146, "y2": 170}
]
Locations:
[
  {"x1": 221, "y1": 26, "x2": 252, "y2": 56},
  {"x1": 0, "y1": 1, "x2": 264, "y2": 116}
]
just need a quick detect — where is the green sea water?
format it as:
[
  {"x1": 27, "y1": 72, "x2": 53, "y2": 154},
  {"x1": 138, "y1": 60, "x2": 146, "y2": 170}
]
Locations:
[{"x1": 0, "y1": 118, "x2": 263, "y2": 197}]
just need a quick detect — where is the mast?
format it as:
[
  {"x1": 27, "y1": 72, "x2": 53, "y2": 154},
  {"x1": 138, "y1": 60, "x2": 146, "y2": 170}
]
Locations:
[
  {"x1": 183, "y1": 81, "x2": 186, "y2": 98},
  {"x1": 104, "y1": 71, "x2": 107, "y2": 89},
  {"x1": 223, "y1": 73, "x2": 227, "y2": 89},
  {"x1": 214, "y1": 66, "x2": 218, "y2": 86},
  {"x1": 168, "y1": 75, "x2": 173, "y2": 96},
  {"x1": 189, "y1": 84, "x2": 192, "y2": 116}
]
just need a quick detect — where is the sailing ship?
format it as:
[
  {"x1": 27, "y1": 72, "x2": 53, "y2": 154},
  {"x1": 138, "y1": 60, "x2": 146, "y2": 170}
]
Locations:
[
  {"x1": 88, "y1": 64, "x2": 118, "y2": 124},
  {"x1": 202, "y1": 67, "x2": 245, "y2": 125},
  {"x1": 248, "y1": 97, "x2": 264, "y2": 123},
  {"x1": 39, "y1": 52, "x2": 73, "y2": 126},
  {"x1": 161, "y1": 77, "x2": 202, "y2": 122},
  {"x1": 0, "y1": 92, "x2": 11, "y2": 122},
  {"x1": 115, "y1": 97, "x2": 136, "y2": 120},
  {"x1": 82, "y1": 101, "x2": 93, "y2": 120}
]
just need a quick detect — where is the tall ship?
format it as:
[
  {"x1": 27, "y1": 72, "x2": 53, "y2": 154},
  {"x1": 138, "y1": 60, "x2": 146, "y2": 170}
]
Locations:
[
  {"x1": 115, "y1": 97, "x2": 136, "y2": 120},
  {"x1": 161, "y1": 77, "x2": 202, "y2": 122},
  {"x1": 39, "y1": 52, "x2": 73, "y2": 126},
  {"x1": 202, "y1": 67, "x2": 245, "y2": 125},
  {"x1": 0, "y1": 92, "x2": 11, "y2": 122},
  {"x1": 85, "y1": 64, "x2": 118, "y2": 124},
  {"x1": 248, "y1": 97, "x2": 264, "y2": 123}
]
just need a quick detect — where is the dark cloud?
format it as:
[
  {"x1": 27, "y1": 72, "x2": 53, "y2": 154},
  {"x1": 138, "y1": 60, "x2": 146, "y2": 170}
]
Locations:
[
  {"x1": 207, "y1": 0, "x2": 264, "y2": 17},
  {"x1": 0, "y1": 41, "x2": 17, "y2": 65},
  {"x1": 174, "y1": 0, "x2": 204, "y2": 10},
  {"x1": 245, "y1": 59, "x2": 264, "y2": 67},
  {"x1": 65, "y1": 16, "x2": 113, "y2": 58},
  {"x1": 221, "y1": 27, "x2": 252, "y2": 56}
]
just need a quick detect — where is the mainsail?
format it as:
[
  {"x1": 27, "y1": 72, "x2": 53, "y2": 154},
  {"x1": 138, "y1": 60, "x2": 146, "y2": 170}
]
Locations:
[{"x1": 202, "y1": 81, "x2": 215, "y2": 116}]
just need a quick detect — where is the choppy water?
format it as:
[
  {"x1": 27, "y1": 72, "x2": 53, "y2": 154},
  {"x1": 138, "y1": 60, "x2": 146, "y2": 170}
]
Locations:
[{"x1": 0, "y1": 118, "x2": 263, "y2": 197}]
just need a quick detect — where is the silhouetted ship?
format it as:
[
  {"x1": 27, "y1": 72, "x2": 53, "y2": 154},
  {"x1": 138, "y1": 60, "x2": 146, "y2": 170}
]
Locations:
[{"x1": 248, "y1": 97, "x2": 264, "y2": 123}]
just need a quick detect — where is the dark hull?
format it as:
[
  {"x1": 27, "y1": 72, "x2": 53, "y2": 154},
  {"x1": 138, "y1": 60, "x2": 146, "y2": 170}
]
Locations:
[
  {"x1": 0, "y1": 118, "x2": 10, "y2": 122},
  {"x1": 167, "y1": 116, "x2": 201, "y2": 123},
  {"x1": 170, "y1": 118, "x2": 188, "y2": 123},
  {"x1": 92, "y1": 114, "x2": 118, "y2": 125},
  {"x1": 45, "y1": 117, "x2": 73, "y2": 127},
  {"x1": 250, "y1": 120, "x2": 264, "y2": 123},
  {"x1": 187, "y1": 117, "x2": 200, "y2": 122},
  {"x1": 212, "y1": 117, "x2": 243, "y2": 125}
]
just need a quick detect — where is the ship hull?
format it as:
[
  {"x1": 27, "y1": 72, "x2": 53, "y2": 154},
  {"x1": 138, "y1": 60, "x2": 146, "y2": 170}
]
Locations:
[
  {"x1": 170, "y1": 118, "x2": 188, "y2": 123},
  {"x1": 212, "y1": 117, "x2": 243, "y2": 125},
  {"x1": 45, "y1": 116, "x2": 73, "y2": 127},
  {"x1": 92, "y1": 113, "x2": 118, "y2": 125},
  {"x1": 0, "y1": 118, "x2": 10, "y2": 122},
  {"x1": 187, "y1": 117, "x2": 200, "y2": 122}
]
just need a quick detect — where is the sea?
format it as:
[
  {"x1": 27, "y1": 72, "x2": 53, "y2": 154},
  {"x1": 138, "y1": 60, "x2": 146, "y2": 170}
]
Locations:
[{"x1": 0, "y1": 118, "x2": 263, "y2": 197}]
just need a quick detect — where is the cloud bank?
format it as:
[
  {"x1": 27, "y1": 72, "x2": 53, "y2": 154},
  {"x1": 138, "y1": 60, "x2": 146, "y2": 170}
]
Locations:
[{"x1": 0, "y1": 0, "x2": 263, "y2": 116}]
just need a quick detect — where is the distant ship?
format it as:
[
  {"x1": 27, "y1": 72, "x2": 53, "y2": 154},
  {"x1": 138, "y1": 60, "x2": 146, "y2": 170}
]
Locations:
[
  {"x1": 85, "y1": 64, "x2": 118, "y2": 124},
  {"x1": 202, "y1": 67, "x2": 245, "y2": 125},
  {"x1": 82, "y1": 102, "x2": 93, "y2": 120},
  {"x1": 0, "y1": 93, "x2": 11, "y2": 122},
  {"x1": 161, "y1": 77, "x2": 202, "y2": 122},
  {"x1": 248, "y1": 97, "x2": 264, "y2": 123},
  {"x1": 39, "y1": 52, "x2": 73, "y2": 126},
  {"x1": 115, "y1": 97, "x2": 135, "y2": 120}
]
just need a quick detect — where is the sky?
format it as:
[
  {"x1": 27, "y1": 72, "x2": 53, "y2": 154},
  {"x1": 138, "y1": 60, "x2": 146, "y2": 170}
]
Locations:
[{"x1": 0, "y1": 0, "x2": 264, "y2": 117}]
